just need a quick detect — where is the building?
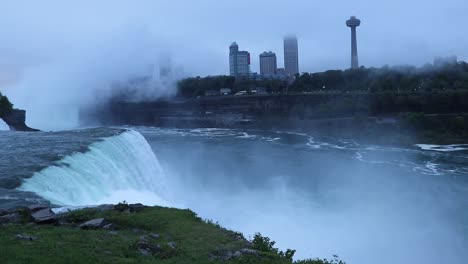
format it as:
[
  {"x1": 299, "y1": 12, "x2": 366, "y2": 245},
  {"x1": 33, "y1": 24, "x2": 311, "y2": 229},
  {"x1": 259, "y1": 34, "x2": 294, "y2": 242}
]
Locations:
[
  {"x1": 259, "y1": 51, "x2": 277, "y2": 75},
  {"x1": 220, "y1": 88, "x2": 232, "y2": 95},
  {"x1": 205, "y1": 90, "x2": 220, "y2": 97},
  {"x1": 434, "y1": 56, "x2": 458, "y2": 67},
  {"x1": 229, "y1": 42, "x2": 251, "y2": 77},
  {"x1": 284, "y1": 36, "x2": 299, "y2": 76},
  {"x1": 346, "y1": 16, "x2": 361, "y2": 69},
  {"x1": 276, "y1": 68, "x2": 286, "y2": 76}
]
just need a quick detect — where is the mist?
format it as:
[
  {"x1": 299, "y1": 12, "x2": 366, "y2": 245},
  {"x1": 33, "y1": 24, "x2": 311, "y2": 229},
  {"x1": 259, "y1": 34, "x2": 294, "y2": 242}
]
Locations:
[{"x1": 147, "y1": 130, "x2": 468, "y2": 263}]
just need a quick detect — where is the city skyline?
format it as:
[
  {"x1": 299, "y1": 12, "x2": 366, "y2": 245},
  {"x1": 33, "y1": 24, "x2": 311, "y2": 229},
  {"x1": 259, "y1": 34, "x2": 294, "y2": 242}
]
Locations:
[{"x1": 0, "y1": 1, "x2": 467, "y2": 86}]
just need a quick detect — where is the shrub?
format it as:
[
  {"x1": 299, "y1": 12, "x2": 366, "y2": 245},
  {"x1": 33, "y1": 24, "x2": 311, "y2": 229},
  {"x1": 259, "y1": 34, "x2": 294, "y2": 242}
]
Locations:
[
  {"x1": 114, "y1": 200, "x2": 129, "y2": 212},
  {"x1": 295, "y1": 255, "x2": 346, "y2": 264},
  {"x1": 252, "y1": 233, "x2": 296, "y2": 261}
]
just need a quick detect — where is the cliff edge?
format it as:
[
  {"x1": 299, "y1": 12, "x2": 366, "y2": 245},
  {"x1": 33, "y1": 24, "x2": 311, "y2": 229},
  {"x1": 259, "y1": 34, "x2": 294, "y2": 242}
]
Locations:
[{"x1": 1, "y1": 109, "x2": 40, "y2": 132}]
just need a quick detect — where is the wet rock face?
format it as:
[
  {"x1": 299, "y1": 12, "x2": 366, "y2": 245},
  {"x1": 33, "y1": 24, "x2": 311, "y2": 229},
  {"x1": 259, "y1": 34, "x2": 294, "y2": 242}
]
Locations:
[{"x1": 1, "y1": 109, "x2": 39, "y2": 132}]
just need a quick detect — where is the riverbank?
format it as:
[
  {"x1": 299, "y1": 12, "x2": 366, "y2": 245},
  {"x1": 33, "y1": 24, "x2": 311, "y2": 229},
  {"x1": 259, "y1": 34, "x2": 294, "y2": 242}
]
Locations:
[
  {"x1": 0, "y1": 203, "x2": 343, "y2": 264},
  {"x1": 80, "y1": 92, "x2": 468, "y2": 146}
]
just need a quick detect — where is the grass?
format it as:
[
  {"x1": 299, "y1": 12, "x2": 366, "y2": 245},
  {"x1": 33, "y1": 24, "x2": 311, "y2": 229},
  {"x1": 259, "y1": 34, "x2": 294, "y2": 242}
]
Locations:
[
  {"x1": 0, "y1": 206, "x2": 313, "y2": 264},
  {"x1": 0, "y1": 205, "x2": 343, "y2": 264}
]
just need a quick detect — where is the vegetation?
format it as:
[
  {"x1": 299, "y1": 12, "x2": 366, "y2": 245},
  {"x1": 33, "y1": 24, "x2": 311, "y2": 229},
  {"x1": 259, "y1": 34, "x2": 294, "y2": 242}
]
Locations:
[
  {"x1": 176, "y1": 62, "x2": 468, "y2": 97},
  {"x1": 0, "y1": 92, "x2": 13, "y2": 117},
  {"x1": 177, "y1": 76, "x2": 287, "y2": 97},
  {"x1": 289, "y1": 62, "x2": 468, "y2": 93},
  {"x1": 0, "y1": 205, "x2": 345, "y2": 264}
]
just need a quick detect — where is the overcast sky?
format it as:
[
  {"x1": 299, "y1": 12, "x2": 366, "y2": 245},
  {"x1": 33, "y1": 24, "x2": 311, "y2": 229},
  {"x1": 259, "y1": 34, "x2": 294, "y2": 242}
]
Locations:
[
  {"x1": 1, "y1": 0, "x2": 467, "y2": 80},
  {"x1": 1, "y1": 0, "x2": 466, "y2": 130}
]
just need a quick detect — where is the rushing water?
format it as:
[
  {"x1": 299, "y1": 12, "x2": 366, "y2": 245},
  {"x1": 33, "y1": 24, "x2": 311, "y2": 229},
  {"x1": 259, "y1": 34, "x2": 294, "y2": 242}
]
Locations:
[{"x1": 0, "y1": 127, "x2": 467, "y2": 263}]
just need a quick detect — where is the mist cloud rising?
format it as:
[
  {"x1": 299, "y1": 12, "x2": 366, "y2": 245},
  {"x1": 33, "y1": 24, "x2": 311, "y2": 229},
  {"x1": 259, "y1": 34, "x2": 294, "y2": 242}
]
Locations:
[{"x1": 0, "y1": 0, "x2": 467, "y2": 130}]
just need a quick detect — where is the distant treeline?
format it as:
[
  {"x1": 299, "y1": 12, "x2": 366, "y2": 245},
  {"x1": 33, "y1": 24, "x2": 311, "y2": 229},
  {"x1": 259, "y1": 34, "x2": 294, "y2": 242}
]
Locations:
[
  {"x1": 177, "y1": 75, "x2": 288, "y2": 97},
  {"x1": 0, "y1": 92, "x2": 13, "y2": 117},
  {"x1": 177, "y1": 62, "x2": 468, "y2": 97}
]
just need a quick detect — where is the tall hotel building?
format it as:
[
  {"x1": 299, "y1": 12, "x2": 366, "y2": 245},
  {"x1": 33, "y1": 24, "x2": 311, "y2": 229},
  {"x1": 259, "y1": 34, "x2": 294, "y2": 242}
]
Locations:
[
  {"x1": 229, "y1": 42, "x2": 251, "y2": 77},
  {"x1": 259, "y1": 51, "x2": 277, "y2": 75},
  {"x1": 284, "y1": 36, "x2": 299, "y2": 75}
]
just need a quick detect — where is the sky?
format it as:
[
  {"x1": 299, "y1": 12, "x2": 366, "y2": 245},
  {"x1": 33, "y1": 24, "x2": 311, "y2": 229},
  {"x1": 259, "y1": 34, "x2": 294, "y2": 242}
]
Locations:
[{"x1": 0, "y1": 0, "x2": 467, "y2": 129}]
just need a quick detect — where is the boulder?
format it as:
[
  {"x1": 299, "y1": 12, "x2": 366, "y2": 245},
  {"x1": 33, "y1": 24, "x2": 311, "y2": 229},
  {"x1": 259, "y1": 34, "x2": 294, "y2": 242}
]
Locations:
[
  {"x1": 79, "y1": 218, "x2": 108, "y2": 229},
  {"x1": 16, "y1": 234, "x2": 38, "y2": 241},
  {"x1": 28, "y1": 205, "x2": 49, "y2": 212},
  {"x1": 31, "y1": 208, "x2": 56, "y2": 223},
  {"x1": 102, "y1": 223, "x2": 114, "y2": 230},
  {"x1": 0, "y1": 212, "x2": 21, "y2": 224},
  {"x1": 0, "y1": 209, "x2": 8, "y2": 217},
  {"x1": 150, "y1": 233, "x2": 160, "y2": 239},
  {"x1": 167, "y1": 242, "x2": 177, "y2": 249},
  {"x1": 96, "y1": 204, "x2": 114, "y2": 212},
  {"x1": 136, "y1": 241, "x2": 161, "y2": 256},
  {"x1": 210, "y1": 248, "x2": 259, "y2": 261},
  {"x1": 129, "y1": 203, "x2": 146, "y2": 212},
  {"x1": 1, "y1": 109, "x2": 39, "y2": 132}
]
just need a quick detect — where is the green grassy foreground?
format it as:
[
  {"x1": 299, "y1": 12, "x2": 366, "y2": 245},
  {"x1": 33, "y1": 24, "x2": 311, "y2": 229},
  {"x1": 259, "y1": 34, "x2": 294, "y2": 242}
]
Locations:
[{"x1": 0, "y1": 204, "x2": 344, "y2": 264}]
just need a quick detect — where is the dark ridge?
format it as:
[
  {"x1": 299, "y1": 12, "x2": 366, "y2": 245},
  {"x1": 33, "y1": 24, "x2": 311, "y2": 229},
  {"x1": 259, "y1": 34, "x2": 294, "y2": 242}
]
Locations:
[{"x1": 1, "y1": 109, "x2": 40, "y2": 132}]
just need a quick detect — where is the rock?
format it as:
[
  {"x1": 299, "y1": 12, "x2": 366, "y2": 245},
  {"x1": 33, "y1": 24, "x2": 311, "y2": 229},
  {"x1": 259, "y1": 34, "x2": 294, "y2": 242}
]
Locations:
[
  {"x1": 102, "y1": 223, "x2": 114, "y2": 230},
  {"x1": 0, "y1": 209, "x2": 8, "y2": 217},
  {"x1": 129, "y1": 203, "x2": 146, "y2": 212},
  {"x1": 136, "y1": 241, "x2": 161, "y2": 256},
  {"x1": 150, "y1": 233, "x2": 160, "y2": 239},
  {"x1": 1, "y1": 109, "x2": 40, "y2": 132},
  {"x1": 79, "y1": 218, "x2": 108, "y2": 229},
  {"x1": 16, "y1": 234, "x2": 38, "y2": 241},
  {"x1": 132, "y1": 228, "x2": 143, "y2": 234},
  {"x1": 0, "y1": 213, "x2": 21, "y2": 224},
  {"x1": 31, "y1": 208, "x2": 56, "y2": 224},
  {"x1": 239, "y1": 248, "x2": 259, "y2": 256},
  {"x1": 139, "y1": 235, "x2": 149, "y2": 243},
  {"x1": 108, "y1": 231, "x2": 118, "y2": 235},
  {"x1": 167, "y1": 242, "x2": 177, "y2": 249},
  {"x1": 28, "y1": 205, "x2": 49, "y2": 212},
  {"x1": 210, "y1": 248, "x2": 259, "y2": 261},
  {"x1": 96, "y1": 204, "x2": 114, "y2": 212}
]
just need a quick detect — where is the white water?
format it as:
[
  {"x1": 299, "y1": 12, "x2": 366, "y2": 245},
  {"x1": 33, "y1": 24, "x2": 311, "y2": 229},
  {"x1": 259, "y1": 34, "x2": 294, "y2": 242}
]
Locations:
[
  {"x1": 416, "y1": 144, "x2": 468, "y2": 152},
  {"x1": 18, "y1": 130, "x2": 170, "y2": 207}
]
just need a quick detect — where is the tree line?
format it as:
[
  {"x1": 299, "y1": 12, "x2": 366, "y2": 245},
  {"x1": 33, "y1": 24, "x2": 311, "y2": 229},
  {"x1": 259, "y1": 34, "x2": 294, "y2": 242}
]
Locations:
[{"x1": 177, "y1": 61, "x2": 468, "y2": 97}]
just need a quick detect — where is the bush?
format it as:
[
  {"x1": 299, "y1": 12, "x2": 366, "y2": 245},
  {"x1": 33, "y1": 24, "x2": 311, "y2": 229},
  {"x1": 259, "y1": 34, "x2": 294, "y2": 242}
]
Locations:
[
  {"x1": 252, "y1": 233, "x2": 295, "y2": 261},
  {"x1": 114, "y1": 200, "x2": 129, "y2": 212},
  {"x1": 251, "y1": 233, "x2": 346, "y2": 264},
  {"x1": 295, "y1": 255, "x2": 346, "y2": 264}
]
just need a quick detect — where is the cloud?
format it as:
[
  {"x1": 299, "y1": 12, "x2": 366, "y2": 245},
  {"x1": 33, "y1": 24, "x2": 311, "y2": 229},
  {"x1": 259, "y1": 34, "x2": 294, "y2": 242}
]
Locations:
[{"x1": 0, "y1": 0, "x2": 467, "y2": 129}]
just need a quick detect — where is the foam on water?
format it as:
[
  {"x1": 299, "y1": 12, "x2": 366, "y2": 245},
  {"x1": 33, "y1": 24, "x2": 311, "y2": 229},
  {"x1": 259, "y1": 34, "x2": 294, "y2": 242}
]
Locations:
[
  {"x1": 18, "y1": 130, "x2": 170, "y2": 207},
  {"x1": 416, "y1": 144, "x2": 468, "y2": 152}
]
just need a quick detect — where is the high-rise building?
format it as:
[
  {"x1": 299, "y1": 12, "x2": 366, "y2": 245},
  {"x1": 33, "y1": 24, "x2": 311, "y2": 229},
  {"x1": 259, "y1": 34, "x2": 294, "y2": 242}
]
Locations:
[
  {"x1": 229, "y1": 42, "x2": 250, "y2": 77},
  {"x1": 346, "y1": 16, "x2": 361, "y2": 69},
  {"x1": 284, "y1": 36, "x2": 299, "y2": 76},
  {"x1": 259, "y1": 51, "x2": 277, "y2": 75}
]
